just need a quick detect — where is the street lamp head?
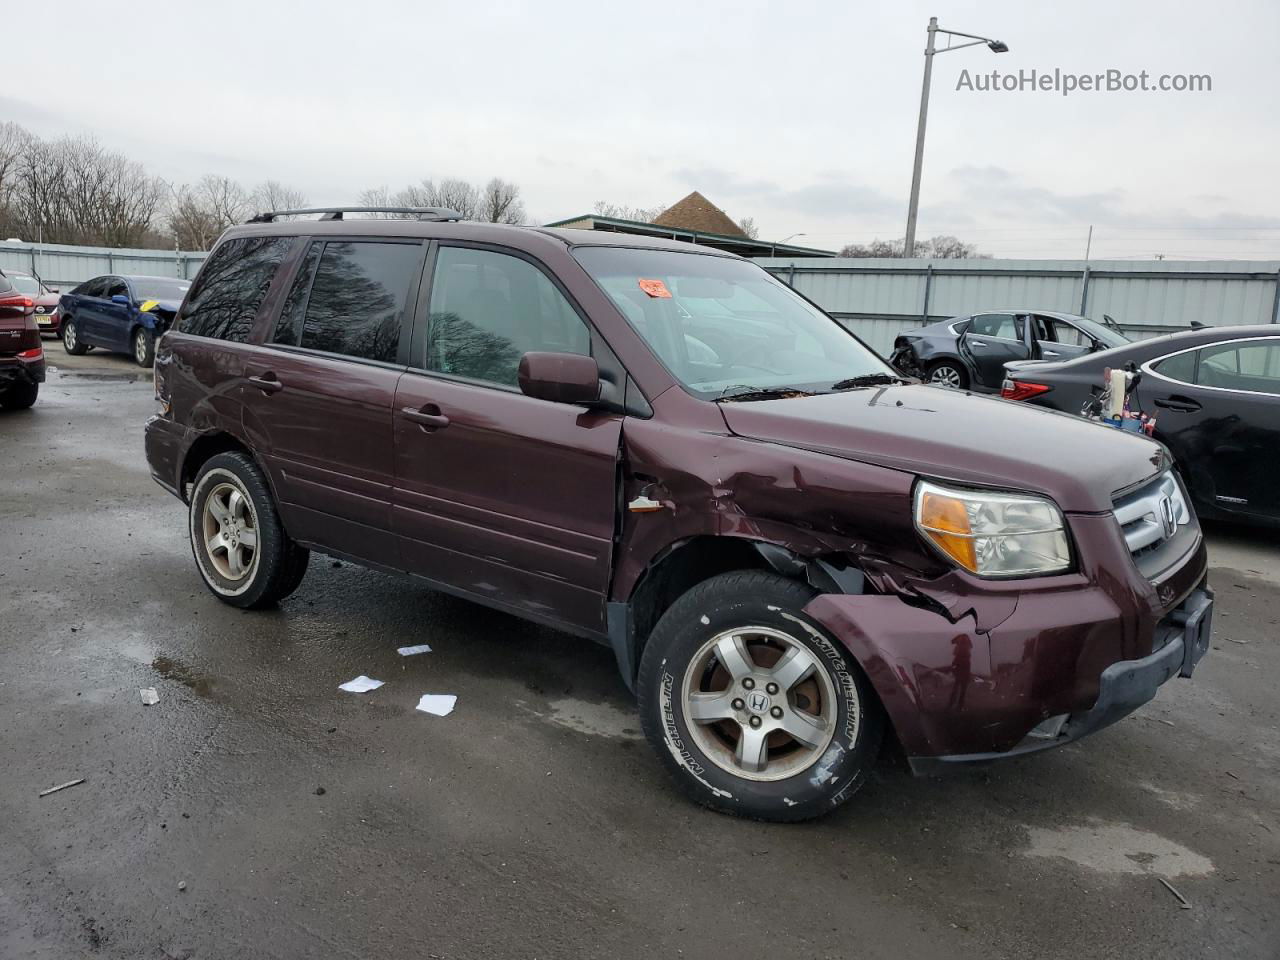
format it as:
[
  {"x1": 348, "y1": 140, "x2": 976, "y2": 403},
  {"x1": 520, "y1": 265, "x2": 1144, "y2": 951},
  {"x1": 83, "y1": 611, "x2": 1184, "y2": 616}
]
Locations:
[{"x1": 987, "y1": 40, "x2": 1009, "y2": 53}]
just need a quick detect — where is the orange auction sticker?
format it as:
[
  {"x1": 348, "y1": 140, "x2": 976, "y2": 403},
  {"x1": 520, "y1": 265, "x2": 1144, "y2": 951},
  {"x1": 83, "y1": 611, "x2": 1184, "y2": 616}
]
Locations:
[{"x1": 638, "y1": 278, "x2": 672, "y2": 299}]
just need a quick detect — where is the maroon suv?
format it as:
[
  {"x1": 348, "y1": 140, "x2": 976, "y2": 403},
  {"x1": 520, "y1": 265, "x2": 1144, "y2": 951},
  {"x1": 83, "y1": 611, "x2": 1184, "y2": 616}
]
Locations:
[{"x1": 145, "y1": 208, "x2": 1212, "y2": 821}]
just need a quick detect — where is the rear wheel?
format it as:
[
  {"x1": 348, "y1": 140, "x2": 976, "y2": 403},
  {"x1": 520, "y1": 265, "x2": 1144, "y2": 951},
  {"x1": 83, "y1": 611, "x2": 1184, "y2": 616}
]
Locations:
[
  {"x1": 637, "y1": 571, "x2": 883, "y2": 821},
  {"x1": 0, "y1": 382, "x2": 38, "y2": 409},
  {"x1": 62, "y1": 318, "x2": 88, "y2": 355},
  {"x1": 189, "y1": 451, "x2": 309, "y2": 609},
  {"x1": 926, "y1": 360, "x2": 968, "y2": 390},
  {"x1": 133, "y1": 327, "x2": 155, "y2": 367}
]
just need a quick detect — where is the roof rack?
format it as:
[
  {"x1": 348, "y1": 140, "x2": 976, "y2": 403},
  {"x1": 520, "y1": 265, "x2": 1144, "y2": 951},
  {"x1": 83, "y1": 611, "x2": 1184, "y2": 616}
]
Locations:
[{"x1": 245, "y1": 206, "x2": 465, "y2": 224}]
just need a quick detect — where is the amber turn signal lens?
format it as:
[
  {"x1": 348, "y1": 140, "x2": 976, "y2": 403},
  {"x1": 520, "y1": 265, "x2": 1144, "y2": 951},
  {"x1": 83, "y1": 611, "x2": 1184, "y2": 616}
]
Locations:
[{"x1": 917, "y1": 489, "x2": 977, "y2": 570}]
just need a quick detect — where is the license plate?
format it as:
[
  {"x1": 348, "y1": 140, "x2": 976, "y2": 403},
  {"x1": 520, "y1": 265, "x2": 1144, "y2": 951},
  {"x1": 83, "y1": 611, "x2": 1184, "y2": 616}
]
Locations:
[{"x1": 37, "y1": 316, "x2": 52, "y2": 325}]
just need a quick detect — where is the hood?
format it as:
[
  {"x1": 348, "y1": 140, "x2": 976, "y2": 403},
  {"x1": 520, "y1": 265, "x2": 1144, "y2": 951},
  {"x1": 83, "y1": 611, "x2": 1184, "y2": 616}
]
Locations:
[
  {"x1": 717, "y1": 384, "x2": 1165, "y2": 513},
  {"x1": 33, "y1": 293, "x2": 60, "y2": 310},
  {"x1": 140, "y1": 298, "x2": 183, "y2": 314}
]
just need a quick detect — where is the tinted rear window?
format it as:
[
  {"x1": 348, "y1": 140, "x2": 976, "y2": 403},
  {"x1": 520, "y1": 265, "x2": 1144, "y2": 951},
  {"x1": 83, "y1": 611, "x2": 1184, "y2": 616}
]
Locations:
[
  {"x1": 177, "y1": 237, "x2": 292, "y2": 342},
  {"x1": 274, "y1": 240, "x2": 420, "y2": 364}
]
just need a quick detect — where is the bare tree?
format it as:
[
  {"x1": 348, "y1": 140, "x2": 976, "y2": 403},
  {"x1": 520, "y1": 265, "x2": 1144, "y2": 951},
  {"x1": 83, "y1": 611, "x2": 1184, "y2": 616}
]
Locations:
[
  {"x1": 592, "y1": 200, "x2": 666, "y2": 222},
  {"x1": 736, "y1": 215, "x2": 759, "y2": 239},
  {"x1": 479, "y1": 177, "x2": 525, "y2": 224},
  {"x1": 839, "y1": 235, "x2": 986, "y2": 258},
  {"x1": 8, "y1": 133, "x2": 162, "y2": 246},
  {"x1": 360, "y1": 176, "x2": 520, "y2": 221},
  {"x1": 252, "y1": 180, "x2": 308, "y2": 215}
]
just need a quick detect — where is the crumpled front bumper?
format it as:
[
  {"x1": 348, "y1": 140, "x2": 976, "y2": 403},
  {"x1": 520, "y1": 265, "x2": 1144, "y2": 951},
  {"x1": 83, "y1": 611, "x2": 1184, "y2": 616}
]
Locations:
[
  {"x1": 907, "y1": 586, "x2": 1212, "y2": 774},
  {"x1": 801, "y1": 525, "x2": 1211, "y2": 771}
]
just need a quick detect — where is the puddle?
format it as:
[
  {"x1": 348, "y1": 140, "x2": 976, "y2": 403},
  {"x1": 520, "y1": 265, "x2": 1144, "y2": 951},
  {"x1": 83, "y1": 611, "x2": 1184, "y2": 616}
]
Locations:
[
  {"x1": 152, "y1": 656, "x2": 216, "y2": 698},
  {"x1": 540, "y1": 697, "x2": 643, "y2": 740},
  {"x1": 1023, "y1": 821, "x2": 1214, "y2": 877}
]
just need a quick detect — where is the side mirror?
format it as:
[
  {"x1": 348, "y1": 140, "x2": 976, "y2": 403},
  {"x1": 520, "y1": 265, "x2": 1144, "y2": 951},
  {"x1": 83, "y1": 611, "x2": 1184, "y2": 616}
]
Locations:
[
  {"x1": 517, "y1": 352, "x2": 601, "y2": 405},
  {"x1": 111, "y1": 294, "x2": 131, "y2": 305}
]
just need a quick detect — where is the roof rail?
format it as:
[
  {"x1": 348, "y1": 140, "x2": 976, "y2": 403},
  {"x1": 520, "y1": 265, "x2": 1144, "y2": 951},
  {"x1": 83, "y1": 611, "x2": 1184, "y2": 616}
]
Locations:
[{"x1": 245, "y1": 206, "x2": 465, "y2": 224}]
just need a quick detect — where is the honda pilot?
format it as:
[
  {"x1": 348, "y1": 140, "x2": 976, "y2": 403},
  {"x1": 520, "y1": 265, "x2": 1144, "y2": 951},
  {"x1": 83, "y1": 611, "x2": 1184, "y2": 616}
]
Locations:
[{"x1": 145, "y1": 208, "x2": 1213, "y2": 821}]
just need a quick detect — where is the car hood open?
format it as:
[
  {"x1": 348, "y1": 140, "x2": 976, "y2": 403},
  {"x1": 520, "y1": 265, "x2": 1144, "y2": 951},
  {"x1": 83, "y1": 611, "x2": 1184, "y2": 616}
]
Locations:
[{"x1": 717, "y1": 384, "x2": 1165, "y2": 513}]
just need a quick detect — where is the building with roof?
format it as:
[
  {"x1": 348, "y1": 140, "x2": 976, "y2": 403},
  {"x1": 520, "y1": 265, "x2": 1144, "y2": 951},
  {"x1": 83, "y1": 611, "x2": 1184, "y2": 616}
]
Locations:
[{"x1": 545, "y1": 191, "x2": 835, "y2": 259}]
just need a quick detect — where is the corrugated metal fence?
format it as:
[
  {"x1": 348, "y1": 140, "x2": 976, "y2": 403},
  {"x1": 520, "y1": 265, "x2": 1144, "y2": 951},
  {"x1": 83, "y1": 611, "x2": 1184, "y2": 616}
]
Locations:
[
  {"x1": 0, "y1": 241, "x2": 208, "y2": 290},
  {"x1": 756, "y1": 257, "x2": 1280, "y2": 357}
]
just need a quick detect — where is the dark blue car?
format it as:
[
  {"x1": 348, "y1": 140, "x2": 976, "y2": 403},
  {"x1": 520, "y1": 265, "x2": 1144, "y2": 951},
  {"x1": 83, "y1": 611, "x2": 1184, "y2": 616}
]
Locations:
[{"x1": 59, "y1": 274, "x2": 191, "y2": 367}]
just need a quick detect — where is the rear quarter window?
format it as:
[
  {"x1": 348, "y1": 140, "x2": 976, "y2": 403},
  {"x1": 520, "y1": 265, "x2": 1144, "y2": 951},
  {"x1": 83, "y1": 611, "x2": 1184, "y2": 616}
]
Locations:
[{"x1": 177, "y1": 236, "x2": 293, "y2": 342}]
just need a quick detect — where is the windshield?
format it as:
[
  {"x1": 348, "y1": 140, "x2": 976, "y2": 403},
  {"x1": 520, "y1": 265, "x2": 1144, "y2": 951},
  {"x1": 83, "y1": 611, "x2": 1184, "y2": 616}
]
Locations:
[
  {"x1": 130, "y1": 277, "x2": 191, "y2": 302},
  {"x1": 1071, "y1": 315, "x2": 1129, "y2": 347},
  {"x1": 574, "y1": 247, "x2": 895, "y2": 398},
  {"x1": 7, "y1": 274, "x2": 41, "y2": 295}
]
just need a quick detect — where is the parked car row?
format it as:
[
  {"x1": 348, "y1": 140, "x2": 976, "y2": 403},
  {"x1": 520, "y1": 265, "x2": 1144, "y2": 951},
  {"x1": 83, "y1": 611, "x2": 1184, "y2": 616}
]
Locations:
[{"x1": 890, "y1": 311, "x2": 1280, "y2": 526}]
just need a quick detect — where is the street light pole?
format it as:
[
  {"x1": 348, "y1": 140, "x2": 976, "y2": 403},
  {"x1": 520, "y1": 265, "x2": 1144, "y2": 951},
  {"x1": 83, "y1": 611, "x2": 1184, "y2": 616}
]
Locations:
[
  {"x1": 903, "y1": 18, "x2": 938, "y2": 260},
  {"x1": 903, "y1": 17, "x2": 1008, "y2": 259}
]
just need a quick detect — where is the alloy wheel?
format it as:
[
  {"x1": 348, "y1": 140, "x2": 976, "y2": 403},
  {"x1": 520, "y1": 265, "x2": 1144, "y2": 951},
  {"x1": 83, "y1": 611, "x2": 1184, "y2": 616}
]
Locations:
[
  {"x1": 201, "y1": 480, "x2": 259, "y2": 582},
  {"x1": 135, "y1": 331, "x2": 147, "y2": 364},
  {"x1": 64, "y1": 323, "x2": 76, "y2": 350},
  {"x1": 681, "y1": 626, "x2": 839, "y2": 782},
  {"x1": 929, "y1": 365, "x2": 963, "y2": 388}
]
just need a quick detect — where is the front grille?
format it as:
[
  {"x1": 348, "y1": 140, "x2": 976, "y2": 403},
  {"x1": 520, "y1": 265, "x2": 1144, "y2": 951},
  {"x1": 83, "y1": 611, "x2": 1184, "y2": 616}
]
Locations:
[{"x1": 1112, "y1": 471, "x2": 1197, "y2": 578}]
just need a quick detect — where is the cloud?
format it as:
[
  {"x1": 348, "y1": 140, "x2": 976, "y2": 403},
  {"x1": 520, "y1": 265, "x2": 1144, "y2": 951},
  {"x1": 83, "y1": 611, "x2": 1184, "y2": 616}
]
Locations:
[{"x1": 671, "y1": 165, "x2": 901, "y2": 219}]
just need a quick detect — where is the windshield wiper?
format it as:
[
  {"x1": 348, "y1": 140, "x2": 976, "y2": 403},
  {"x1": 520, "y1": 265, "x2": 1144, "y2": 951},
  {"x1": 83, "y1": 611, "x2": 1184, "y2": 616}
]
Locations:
[
  {"x1": 831, "y1": 373, "x2": 909, "y2": 390},
  {"x1": 714, "y1": 385, "x2": 816, "y2": 403}
]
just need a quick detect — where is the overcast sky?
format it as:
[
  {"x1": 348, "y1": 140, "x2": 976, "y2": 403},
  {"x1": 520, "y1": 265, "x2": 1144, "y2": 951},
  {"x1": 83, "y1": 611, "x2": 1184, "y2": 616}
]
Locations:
[{"x1": 8, "y1": 0, "x2": 1279, "y2": 259}]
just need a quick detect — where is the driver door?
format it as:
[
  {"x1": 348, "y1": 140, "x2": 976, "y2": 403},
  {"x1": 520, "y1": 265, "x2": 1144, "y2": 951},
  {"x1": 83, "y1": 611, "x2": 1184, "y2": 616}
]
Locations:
[
  {"x1": 960, "y1": 312, "x2": 1029, "y2": 388},
  {"x1": 1035, "y1": 315, "x2": 1095, "y2": 362}
]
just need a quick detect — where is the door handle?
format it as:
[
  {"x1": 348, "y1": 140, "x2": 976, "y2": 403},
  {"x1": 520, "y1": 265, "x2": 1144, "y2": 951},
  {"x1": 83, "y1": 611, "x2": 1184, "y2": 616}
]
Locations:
[
  {"x1": 967, "y1": 340, "x2": 987, "y2": 349},
  {"x1": 247, "y1": 374, "x2": 284, "y2": 395},
  {"x1": 1153, "y1": 395, "x2": 1201, "y2": 413},
  {"x1": 1042, "y1": 350, "x2": 1062, "y2": 358},
  {"x1": 401, "y1": 405, "x2": 450, "y2": 430}
]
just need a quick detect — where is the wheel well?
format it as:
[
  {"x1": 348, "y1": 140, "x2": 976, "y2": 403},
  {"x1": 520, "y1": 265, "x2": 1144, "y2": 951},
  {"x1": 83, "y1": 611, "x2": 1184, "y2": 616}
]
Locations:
[
  {"x1": 625, "y1": 537, "x2": 769, "y2": 662},
  {"x1": 180, "y1": 433, "x2": 250, "y2": 500}
]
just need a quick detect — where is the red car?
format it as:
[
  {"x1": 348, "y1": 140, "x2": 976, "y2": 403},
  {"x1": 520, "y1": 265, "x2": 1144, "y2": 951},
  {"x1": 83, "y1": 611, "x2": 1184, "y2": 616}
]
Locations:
[
  {"x1": 3, "y1": 269, "x2": 62, "y2": 336},
  {"x1": 0, "y1": 268, "x2": 46, "y2": 409}
]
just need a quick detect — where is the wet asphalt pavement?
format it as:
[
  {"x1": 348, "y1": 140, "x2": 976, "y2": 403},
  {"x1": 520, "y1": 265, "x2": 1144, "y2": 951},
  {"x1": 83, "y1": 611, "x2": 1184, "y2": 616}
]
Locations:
[{"x1": 2, "y1": 350, "x2": 1278, "y2": 960}]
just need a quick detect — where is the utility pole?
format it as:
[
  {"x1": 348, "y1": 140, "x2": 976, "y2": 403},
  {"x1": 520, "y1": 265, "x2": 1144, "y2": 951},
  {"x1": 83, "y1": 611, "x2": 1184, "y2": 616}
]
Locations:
[
  {"x1": 903, "y1": 17, "x2": 1008, "y2": 258},
  {"x1": 1084, "y1": 225, "x2": 1093, "y2": 261},
  {"x1": 904, "y1": 18, "x2": 938, "y2": 260}
]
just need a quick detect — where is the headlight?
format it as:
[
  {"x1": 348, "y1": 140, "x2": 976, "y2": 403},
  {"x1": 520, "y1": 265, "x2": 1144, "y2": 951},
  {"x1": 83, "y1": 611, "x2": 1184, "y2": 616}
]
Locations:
[{"x1": 914, "y1": 480, "x2": 1071, "y2": 578}]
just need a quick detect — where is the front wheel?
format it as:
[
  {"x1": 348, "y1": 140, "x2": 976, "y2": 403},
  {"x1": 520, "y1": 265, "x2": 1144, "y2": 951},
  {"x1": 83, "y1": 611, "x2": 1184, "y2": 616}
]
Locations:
[
  {"x1": 62, "y1": 318, "x2": 88, "y2": 355},
  {"x1": 189, "y1": 451, "x2": 309, "y2": 609},
  {"x1": 133, "y1": 327, "x2": 155, "y2": 367},
  {"x1": 637, "y1": 571, "x2": 883, "y2": 821}
]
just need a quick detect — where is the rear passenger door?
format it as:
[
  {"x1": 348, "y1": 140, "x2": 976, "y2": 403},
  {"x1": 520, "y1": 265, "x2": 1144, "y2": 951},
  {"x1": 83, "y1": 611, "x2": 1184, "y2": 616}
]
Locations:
[
  {"x1": 392, "y1": 243, "x2": 622, "y2": 635},
  {"x1": 243, "y1": 237, "x2": 426, "y2": 568},
  {"x1": 961, "y1": 312, "x2": 1030, "y2": 388}
]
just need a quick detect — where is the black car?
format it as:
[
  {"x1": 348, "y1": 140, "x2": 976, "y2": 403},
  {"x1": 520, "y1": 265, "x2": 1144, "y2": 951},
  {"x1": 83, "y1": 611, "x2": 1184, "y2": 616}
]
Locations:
[
  {"x1": 891, "y1": 310, "x2": 1129, "y2": 391},
  {"x1": 1002, "y1": 325, "x2": 1280, "y2": 526}
]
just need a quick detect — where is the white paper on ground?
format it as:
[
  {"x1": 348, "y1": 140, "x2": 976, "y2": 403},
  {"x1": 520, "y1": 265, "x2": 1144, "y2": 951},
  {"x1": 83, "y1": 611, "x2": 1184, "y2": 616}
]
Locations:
[
  {"x1": 338, "y1": 675, "x2": 384, "y2": 694},
  {"x1": 415, "y1": 694, "x2": 457, "y2": 716},
  {"x1": 139, "y1": 687, "x2": 159, "y2": 706},
  {"x1": 396, "y1": 644, "x2": 433, "y2": 657}
]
